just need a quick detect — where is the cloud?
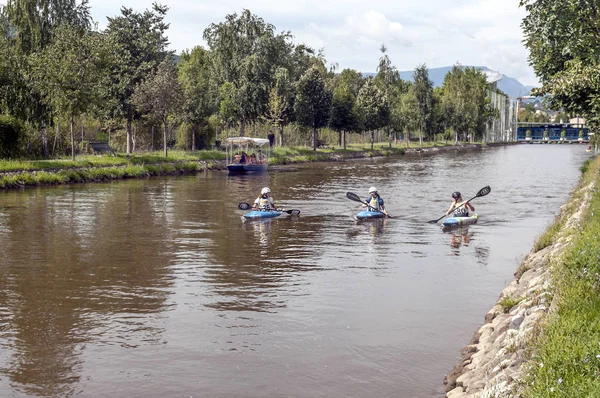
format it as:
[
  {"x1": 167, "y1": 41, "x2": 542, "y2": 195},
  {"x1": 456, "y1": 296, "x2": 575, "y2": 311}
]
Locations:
[{"x1": 85, "y1": 0, "x2": 537, "y2": 84}]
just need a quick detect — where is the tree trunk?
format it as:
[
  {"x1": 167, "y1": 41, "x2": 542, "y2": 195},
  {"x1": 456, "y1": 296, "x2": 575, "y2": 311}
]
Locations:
[
  {"x1": 343, "y1": 130, "x2": 346, "y2": 150},
  {"x1": 81, "y1": 124, "x2": 84, "y2": 143},
  {"x1": 370, "y1": 130, "x2": 374, "y2": 150},
  {"x1": 388, "y1": 125, "x2": 392, "y2": 148},
  {"x1": 70, "y1": 115, "x2": 75, "y2": 160},
  {"x1": 405, "y1": 131, "x2": 409, "y2": 148},
  {"x1": 192, "y1": 124, "x2": 196, "y2": 150},
  {"x1": 53, "y1": 124, "x2": 59, "y2": 156},
  {"x1": 132, "y1": 123, "x2": 137, "y2": 153},
  {"x1": 312, "y1": 126, "x2": 317, "y2": 151},
  {"x1": 151, "y1": 126, "x2": 154, "y2": 151},
  {"x1": 41, "y1": 121, "x2": 48, "y2": 158},
  {"x1": 126, "y1": 115, "x2": 132, "y2": 156},
  {"x1": 163, "y1": 120, "x2": 168, "y2": 157},
  {"x1": 240, "y1": 118, "x2": 246, "y2": 137},
  {"x1": 279, "y1": 124, "x2": 284, "y2": 147},
  {"x1": 337, "y1": 131, "x2": 342, "y2": 147}
]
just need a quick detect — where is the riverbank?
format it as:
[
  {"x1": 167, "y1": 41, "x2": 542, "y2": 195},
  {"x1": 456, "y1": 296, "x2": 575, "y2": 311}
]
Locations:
[
  {"x1": 444, "y1": 155, "x2": 600, "y2": 397},
  {"x1": 0, "y1": 142, "x2": 512, "y2": 190}
]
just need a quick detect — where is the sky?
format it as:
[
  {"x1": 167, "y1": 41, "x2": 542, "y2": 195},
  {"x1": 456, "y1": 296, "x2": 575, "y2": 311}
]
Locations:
[{"x1": 70, "y1": 0, "x2": 542, "y2": 86}]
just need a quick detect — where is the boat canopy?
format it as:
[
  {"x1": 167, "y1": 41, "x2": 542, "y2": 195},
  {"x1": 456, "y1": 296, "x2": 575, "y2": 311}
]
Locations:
[{"x1": 225, "y1": 137, "x2": 270, "y2": 146}]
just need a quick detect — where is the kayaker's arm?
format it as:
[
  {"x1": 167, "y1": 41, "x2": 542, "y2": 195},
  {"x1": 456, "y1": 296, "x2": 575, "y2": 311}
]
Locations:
[
  {"x1": 465, "y1": 201, "x2": 475, "y2": 211},
  {"x1": 445, "y1": 199, "x2": 458, "y2": 215}
]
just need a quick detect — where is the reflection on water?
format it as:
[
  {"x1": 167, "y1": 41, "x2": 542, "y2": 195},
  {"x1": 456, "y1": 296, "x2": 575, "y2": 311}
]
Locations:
[{"x1": 0, "y1": 145, "x2": 593, "y2": 397}]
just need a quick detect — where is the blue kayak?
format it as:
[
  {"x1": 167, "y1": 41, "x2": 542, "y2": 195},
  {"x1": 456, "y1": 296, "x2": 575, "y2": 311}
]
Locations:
[
  {"x1": 356, "y1": 210, "x2": 387, "y2": 220},
  {"x1": 442, "y1": 213, "x2": 478, "y2": 228},
  {"x1": 243, "y1": 210, "x2": 283, "y2": 220}
]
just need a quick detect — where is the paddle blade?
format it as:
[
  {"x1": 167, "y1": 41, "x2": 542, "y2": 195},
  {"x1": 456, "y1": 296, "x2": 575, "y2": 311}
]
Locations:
[
  {"x1": 238, "y1": 202, "x2": 252, "y2": 210},
  {"x1": 476, "y1": 186, "x2": 491, "y2": 197},
  {"x1": 346, "y1": 192, "x2": 364, "y2": 203},
  {"x1": 288, "y1": 209, "x2": 301, "y2": 216}
]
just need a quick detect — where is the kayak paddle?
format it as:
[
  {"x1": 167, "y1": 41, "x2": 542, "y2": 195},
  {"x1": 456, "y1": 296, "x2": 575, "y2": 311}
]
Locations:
[
  {"x1": 427, "y1": 185, "x2": 491, "y2": 224},
  {"x1": 346, "y1": 192, "x2": 392, "y2": 218},
  {"x1": 238, "y1": 202, "x2": 301, "y2": 216}
]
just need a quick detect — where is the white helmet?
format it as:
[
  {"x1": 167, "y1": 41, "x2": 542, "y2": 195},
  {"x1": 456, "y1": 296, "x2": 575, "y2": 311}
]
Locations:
[
  {"x1": 369, "y1": 187, "x2": 377, "y2": 193},
  {"x1": 261, "y1": 187, "x2": 271, "y2": 195}
]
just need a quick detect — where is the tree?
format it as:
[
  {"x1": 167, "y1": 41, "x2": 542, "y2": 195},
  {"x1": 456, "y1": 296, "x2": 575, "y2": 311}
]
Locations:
[
  {"x1": 357, "y1": 78, "x2": 389, "y2": 150},
  {"x1": 294, "y1": 66, "x2": 332, "y2": 151},
  {"x1": 412, "y1": 64, "x2": 434, "y2": 145},
  {"x1": 203, "y1": 9, "x2": 291, "y2": 135},
  {"x1": 178, "y1": 46, "x2": 217, "y2": 150},
  {"x1": 264, "y1": 67, "x2": 294, "y2": 146},
  {"x1": 520, "y1": 0, "x2": 600, "y2": 128},
  {"x1": 132, "y1": 58, "x2": 184, "y2": 157},
  {"x1": 31, "y1": 23, "x2": 110, "y2": 160},
  {"x1": 375, "y1": 44, "x2": 403, "y2": 148},
  {"x1": 104, "y1": 3, "x2": 170, "y2": 155},
  {"x1": 329, "y1": 83, "x2": 358, "y2": 149}
]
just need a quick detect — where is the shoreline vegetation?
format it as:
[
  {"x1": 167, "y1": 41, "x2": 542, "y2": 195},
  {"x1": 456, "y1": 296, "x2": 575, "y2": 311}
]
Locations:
[
  {"x1": 0, "y1": 142, "x2": 506, "y2": 190},
  {"x1": 444, "y1": 154, "x2": 600, "y2": 397}
]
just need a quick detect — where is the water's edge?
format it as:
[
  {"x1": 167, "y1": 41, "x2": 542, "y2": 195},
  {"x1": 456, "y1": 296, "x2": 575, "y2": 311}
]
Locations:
[{"x1": 443, "y1": 160, "x2": 597, "y2": 397}]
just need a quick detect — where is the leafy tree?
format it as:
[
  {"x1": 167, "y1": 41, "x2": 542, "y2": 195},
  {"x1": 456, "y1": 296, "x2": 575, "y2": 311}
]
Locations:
[
  {"x1": 265, "y1": 67, "x2": 294, "y2": 146},
  {"x1": 1, "y1": 0, "x2": 92, "y2": 54},
  {"x1": 178, "y1": 46, "x2": 217, "y2": 149},
  {"x1": 357, "y1": 78, "x2": 389, "y2": 150},
  {"x1": 329, "y1": 83, "x2": 358, "y2": 149},
  {"x1": 132, "y1": 58, "x2": 184, "y2": 157},
  {"x1": 375, "y1": 44, "x2": 403, "y2": 147},
  {"x1": 334, "y1": 68, "x2": 365, "y2": 98},
  {"x1": 31, "y1": 23, "x2": 110, "y2": 160},
  {"x1": 203, "y1": 9, "x2": 291, "y2": 135},
  {"x1": 520, "y1": 0, "x2": 600, "y2": 128},
  {"x1": 218, "y1": 82, "x2": 239, "y2": 130},
  {"x1": 412, "y1": 64, "x2": 434, "y2": 145},
  {"x1": 294, "y1": 66, "x2": 332, "y2": 150},
  {"x1": 104, "y1": 3, "x2": 170, "y2": 155}
]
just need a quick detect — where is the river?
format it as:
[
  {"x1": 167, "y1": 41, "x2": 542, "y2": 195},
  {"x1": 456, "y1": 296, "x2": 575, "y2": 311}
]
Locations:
[{"x1": 0, "y1": 145, "x2": 592, "y2": 397}]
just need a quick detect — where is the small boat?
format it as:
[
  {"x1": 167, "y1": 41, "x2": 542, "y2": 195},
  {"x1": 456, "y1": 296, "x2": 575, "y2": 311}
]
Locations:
[
  {"x1": 225, "y1": 137, "x2": 270, "y2": 173},
  {"x1": 442, "y1": 213, "x2": 478, "y2": 228},
  {"x1": 243, "y1": 210, "x2": 283, "y2": 220},
  {"x1": 356, "y1": 210, "x2": 387, "y2": 220}
]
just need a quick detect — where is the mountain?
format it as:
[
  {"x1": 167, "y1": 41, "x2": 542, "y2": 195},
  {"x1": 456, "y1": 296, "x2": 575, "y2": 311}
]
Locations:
[{"x1": 366, "y1": 66, "x2": 534, "y2": 98}]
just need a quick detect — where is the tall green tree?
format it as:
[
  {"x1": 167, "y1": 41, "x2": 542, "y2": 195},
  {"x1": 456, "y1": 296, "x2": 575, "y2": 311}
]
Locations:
[
  {"x1": 104, "y1": 3, "x2": 170, "y2": 155},
  {"x1": 31, "y1": 23, "x2": 110, "y2": 160},
  {"x1": 412, "y1": 64, "x2": 434, "y2": 145},
  {"x1": 294, "y1": 66, "x2": 332, "y2": 151},
  {"x1": 1, "y1": 0, "x2": 92, "y2": 54},
  {"x1": 132, "y1": 58, "x2": 184, "y2": 157},
  {"x1": 329, "y1": 83, "x2": 358, "y2": 149},
  {"x1": 203, "y1": 9, "x2": 291, "y2": 136},
  {"x1": 375, "y1": 44, "x2": 403, "y2": 148},
  {"x1": 178, "y1": 46, "x2": 216, "y2": 150},
  {"x1": 357, "y1": 78, "x2": 389, "y2": 150},
  {"x1": 264, "y1": 67, "x2": 294, "y2": 146},
  {"x1": 520, "y1": 0, "x2": 600, "y2": 128}
]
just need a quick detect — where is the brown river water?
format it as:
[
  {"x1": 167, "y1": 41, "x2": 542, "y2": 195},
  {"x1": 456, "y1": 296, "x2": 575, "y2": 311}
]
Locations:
[{"x1": 0, "y1": 145, "x2": 593, "y2": 397}]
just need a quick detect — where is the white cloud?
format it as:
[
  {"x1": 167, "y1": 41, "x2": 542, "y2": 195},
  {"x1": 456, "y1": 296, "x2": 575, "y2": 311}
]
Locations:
[{"x1": 84, "y1": 0, "x2": 538, "y2": 85}]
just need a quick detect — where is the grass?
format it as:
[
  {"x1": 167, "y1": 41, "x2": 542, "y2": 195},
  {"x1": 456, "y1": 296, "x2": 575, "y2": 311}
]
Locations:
[
  {"x1": 521, "y1": 155, "x2": 600, "y2": 397},
  {"x1": 499, "y1": 295, "x2": 522, "y2": 314}
]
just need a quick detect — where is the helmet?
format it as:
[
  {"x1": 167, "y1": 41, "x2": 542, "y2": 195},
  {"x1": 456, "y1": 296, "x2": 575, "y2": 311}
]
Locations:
[
  {"x1": 369, "y1": 187, "x2": 377, "y2": 193},
  {"x1": 452, "y1": 191, "x2": 462, "y2": 199},
  {"x1": 261, "y1": 187, "x2": 271, "y2": 195}
]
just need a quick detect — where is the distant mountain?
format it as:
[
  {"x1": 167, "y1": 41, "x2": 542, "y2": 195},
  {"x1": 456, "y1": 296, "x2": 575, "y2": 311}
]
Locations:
[{"x1": 365, "y1": 65, "x2": 534, "y2": 98}]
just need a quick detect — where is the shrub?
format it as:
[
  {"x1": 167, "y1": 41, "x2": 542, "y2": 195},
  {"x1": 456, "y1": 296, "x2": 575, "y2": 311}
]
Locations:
[{"x1": 0, "y1": 115, "x2": 24, "y2": 158}]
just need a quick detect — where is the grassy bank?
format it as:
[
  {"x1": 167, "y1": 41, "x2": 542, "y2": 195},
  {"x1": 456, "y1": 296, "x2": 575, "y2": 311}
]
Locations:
[
  {"x1": 0, "y1": 141, "x2": 491, "y2": 189},
  {"x1": 522, "y1": 155, "x2": 600, "y2": 396}
]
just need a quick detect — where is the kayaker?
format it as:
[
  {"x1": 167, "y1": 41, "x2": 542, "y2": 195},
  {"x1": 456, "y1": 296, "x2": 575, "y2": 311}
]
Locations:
[
  {"x1": 363, "y1": 187, "x2": 388, "y2": 216},
  {"x1": 446, "y1": 191, "x2": 475, "y2": 217},
  {"x1": 253, "y1": 187, "x2": 276, "y2": 211}
]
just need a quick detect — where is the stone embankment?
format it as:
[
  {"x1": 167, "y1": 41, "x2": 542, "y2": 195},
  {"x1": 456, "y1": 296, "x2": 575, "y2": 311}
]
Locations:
[{"x1": 443, "y1": 174, "x2": 595, "y2": 397}]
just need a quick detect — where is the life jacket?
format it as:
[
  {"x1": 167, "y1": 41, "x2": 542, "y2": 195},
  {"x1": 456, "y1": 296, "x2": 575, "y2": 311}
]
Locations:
[
  {"x1": 257, "y1": 196, "x2": 273, "y2": 210},
  {"x1": 366, "y1": 196, "x2": 383, "y2": 211},
  {"x1": 453, "y1": 203, "x2": 469, "y2": 217}
]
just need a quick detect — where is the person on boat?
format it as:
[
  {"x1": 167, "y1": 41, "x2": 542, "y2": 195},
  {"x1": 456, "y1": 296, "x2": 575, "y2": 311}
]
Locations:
[
  {"x1": 234, "y1": 153, "x2": 241, "y2": 163},
  {"x1": 257, "y1": 150, "x2": 266, "y2": 164},
  {"x1": 446, "y1": 191, "x2": 475, "y2": 218},
  {"x1": 249, "y1": 153, "x2": 257, "y2": 164},
  {"x1": 253, "y1": 187, "x2": 276, "y2": 211},
  {"x1": 240, "y1": 151, "x2": 249, "y2": 164},
  {"x1": 363, "y1": 187, "x2": 388, "y2": 216}
]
